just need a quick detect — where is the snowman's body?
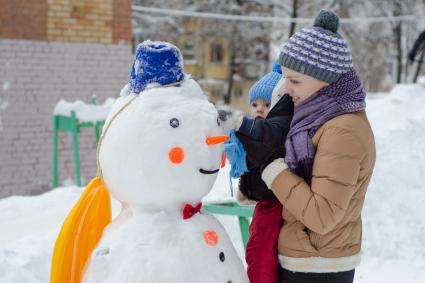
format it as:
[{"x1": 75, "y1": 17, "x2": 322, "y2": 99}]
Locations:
[
  {"x1": 84, "y1": 208, "x2": 247, "y2": 283},
  {"x1": 82, "y1": 78, "x2": 248, "y2": 282}
]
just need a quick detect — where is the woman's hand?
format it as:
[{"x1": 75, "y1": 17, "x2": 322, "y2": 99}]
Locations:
[{"x1": 239, "y1": 171, "x2": 277, "y2": 201}]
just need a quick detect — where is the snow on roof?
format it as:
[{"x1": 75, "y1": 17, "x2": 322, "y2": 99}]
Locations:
[
  {"x1": 198, "y1": 78, "x2": 226, "y2": 86},
  {"x1": 53, "y1": 98, "x2": 116, "y2": 122}
]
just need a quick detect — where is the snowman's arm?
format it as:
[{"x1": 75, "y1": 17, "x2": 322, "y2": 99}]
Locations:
[{"x1": 217, "y1": 106, "x2": 243, "y2": 134}]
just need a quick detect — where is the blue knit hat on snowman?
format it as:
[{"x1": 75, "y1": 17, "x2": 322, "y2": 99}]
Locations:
[
  {"x1": 248, "y1": 60, "x2": 282, "y2": 104},
  {"x1": 129, "y1": 41, "x2": 186, "y2": 94}
]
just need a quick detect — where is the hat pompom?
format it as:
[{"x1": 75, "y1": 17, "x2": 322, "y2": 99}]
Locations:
[
  {"x1": 129, "y1": 41, "x2": 185, "y2": 94},
  {"x1": 272, "y1": 60, "x2": 282, "y2": 74},
  {"x1": 313, "y1": 10, "x2": 339, "y2": 33}
]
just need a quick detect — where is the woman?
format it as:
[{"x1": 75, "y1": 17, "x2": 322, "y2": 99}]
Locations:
[{"x1": 239, "y1": 10, "x2": 376, "y2": 283}]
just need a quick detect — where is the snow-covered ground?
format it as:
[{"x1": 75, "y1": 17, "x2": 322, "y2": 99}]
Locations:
[{"x1": 1, "y1": 83, "x2": 425, "y2": 282}]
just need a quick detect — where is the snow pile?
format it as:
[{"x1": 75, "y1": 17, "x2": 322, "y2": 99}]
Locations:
[
  {"x1": 367, "y1": 83, "x2": 425, "y2": 137},
  {"x1": 53, "y1": 98, "x2": 116, "y2": 123},
  {"x1": 0, "y1": 187, "x2": 122, "y2": 283},
  {"x1": 355, "y1": 83, "x2": 425, "y2": 281},
  {"x1": 1, "y1": 83, "x2": 425, "y2": 282}
]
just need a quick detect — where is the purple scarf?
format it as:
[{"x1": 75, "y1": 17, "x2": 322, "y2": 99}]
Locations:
[{"x1": 284, "y1": 69, "x2": 366, "y2": 184}]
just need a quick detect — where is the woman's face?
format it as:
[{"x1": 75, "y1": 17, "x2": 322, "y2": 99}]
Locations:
[{"x1": 280, "y1": 67, "x2": 329, "y2": 106}]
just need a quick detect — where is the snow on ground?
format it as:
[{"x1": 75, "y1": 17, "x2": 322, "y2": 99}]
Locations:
[
  {"x1": 1, "y1": 83, "x2": 425, "y2": 282},
  {"x1": 355, "y1": 84, "x2": 425, "y2": 281}
]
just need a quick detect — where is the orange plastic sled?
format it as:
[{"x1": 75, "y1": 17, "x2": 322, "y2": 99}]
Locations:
[{"x1": 50, "y1": 177, "x2": 112, "y2": 283}]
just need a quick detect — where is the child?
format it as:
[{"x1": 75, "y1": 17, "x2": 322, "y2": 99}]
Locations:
[{"x1": 225, "y1": 61, "x2": 294, "y2": 283}]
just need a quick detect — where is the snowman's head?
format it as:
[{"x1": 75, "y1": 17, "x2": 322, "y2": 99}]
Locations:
[{"x1": 99, "y1": 79, "x2": 225, "y2": 211}]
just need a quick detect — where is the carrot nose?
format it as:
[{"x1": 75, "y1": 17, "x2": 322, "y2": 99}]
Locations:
[{"x1": 206, "y1": 135, "x2": 229, "y2": 146}]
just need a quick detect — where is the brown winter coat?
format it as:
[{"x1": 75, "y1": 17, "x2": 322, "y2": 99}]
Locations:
[{"x1": 269, "y1": 110, "x2": 375, "y2": 273}]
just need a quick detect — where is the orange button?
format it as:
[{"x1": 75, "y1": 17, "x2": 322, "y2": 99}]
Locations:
[{"x1": 203, "y1": 230, "x2": 219, "y2": 246}]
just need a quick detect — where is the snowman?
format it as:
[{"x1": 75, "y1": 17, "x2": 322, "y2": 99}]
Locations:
[{"x1": 52, "y1": 41, "x2": 248, "y2": 283}]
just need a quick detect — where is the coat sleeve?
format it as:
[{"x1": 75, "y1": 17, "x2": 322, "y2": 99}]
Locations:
[
  {"x1": 269, "y1": 127, "x2": 365, "y2": 235},
  {"x1": 238, "y1": 117, "x2": 264, "y2": 141},
  {"x1": 238, "y1": 116, "x2": 291, "y2": 145}
]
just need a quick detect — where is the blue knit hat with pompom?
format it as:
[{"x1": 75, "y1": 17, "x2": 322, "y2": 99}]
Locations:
[
  {"x1": 129, "y1": 41, "x2": 186, "y2": 94},
  {"x1": 248, "y1": 60, "x2": 282, "y2": 103}
]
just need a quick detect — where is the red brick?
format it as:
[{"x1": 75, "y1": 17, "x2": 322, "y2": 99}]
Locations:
[
  {"x1": 0, "y1": 0, "x2": 47, "y2": 40},
  {"x1": 112, "y1": 0, "x2": 131, "y2": 44}
]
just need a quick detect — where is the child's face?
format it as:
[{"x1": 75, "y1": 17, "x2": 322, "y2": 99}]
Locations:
[
  {"x1": 250, "y1": 99, "x2": 270, "y2": 119},
  {"x1": 280, "y1": 67, "x2": 329, "y2": 106}
]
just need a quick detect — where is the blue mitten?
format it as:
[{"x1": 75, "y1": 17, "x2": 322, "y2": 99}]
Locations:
[{"x1": 224, "y1": 130, "x2": 248, "y2": 178}]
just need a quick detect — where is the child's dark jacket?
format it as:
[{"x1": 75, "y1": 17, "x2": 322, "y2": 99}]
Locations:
[{"x1": 237, "y1": 94, "x2": 293, "y2": 201}]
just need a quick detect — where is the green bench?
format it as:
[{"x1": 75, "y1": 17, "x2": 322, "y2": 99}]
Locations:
[{"x1": 52, "y1": 97, "x2": 105, "y2": 188}]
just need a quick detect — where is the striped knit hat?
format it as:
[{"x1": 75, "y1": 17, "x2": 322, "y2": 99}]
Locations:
[{"x1": 279, "y1": 10, "x2": 353, "y2": 84}]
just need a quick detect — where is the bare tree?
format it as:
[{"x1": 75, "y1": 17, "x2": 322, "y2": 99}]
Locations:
[
  {"x1": 133, "y1": 0, "x2": 273, "y2": 103},
  {"x1": 289, "y1": 0, "x2": 298, "y2": 37},
  {"x1": 132, "y1": 0, "x2": 425, "y2": 92}
]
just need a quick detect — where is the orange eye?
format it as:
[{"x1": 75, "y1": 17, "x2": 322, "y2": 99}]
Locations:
[{"x1": 168, "y1": 147, "x2": 184, "y2": 164}]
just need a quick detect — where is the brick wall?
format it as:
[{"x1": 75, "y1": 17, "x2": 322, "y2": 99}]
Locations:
[
  {"x1": 47, "y1": 0, "x2": 114, "y2": 43},
  {"x1": 0, "y1": 0, "x2": 132, "y2": 44},
  {"x1": 113, "y1": 0, "x2": 132, "y2": 44},
  {"x1": 0, "y1": 0, "x2": 133, "y2": 197},
  {"x1": 0, "y1": 39, "x2": 132, "y2": 197},
  {"x1": 0, "y1": 0, "x2": 47, "y2": 40}
]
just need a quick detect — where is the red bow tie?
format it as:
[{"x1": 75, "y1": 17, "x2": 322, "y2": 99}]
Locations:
[{"x1": 182, "y1": 202, "x2": 202, "y2": 220}]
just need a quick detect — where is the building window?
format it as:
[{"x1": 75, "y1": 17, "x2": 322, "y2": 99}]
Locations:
[
  {"x1": 182, "y1": 41, "x2": 196, "y2": 61},
  {"x1": 210, "y1": 43, "x2": 223, "y2": 63}
]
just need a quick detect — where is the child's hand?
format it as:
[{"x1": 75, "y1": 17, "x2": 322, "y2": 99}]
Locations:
[
  {"x1": 217, "y1": 105, "x2": 244, "y2": 135},
  {"x1": 236, "y1": 123, "x2": 285, "y2": 172}
]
